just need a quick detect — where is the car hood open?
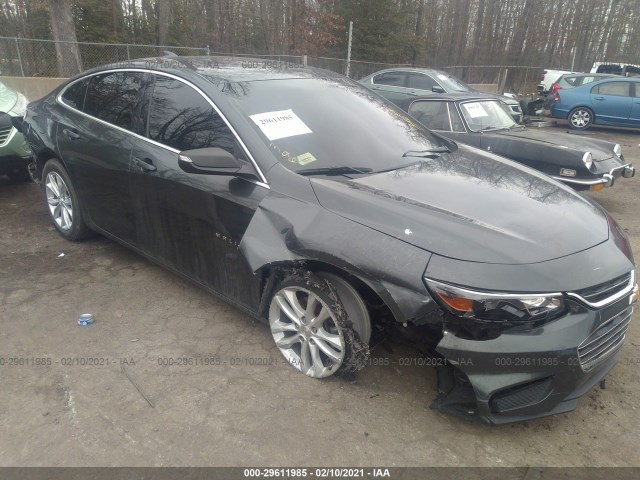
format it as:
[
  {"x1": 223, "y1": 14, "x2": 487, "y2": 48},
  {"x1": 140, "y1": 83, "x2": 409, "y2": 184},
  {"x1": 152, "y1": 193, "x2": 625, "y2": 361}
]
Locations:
[
  {"x1": 311, "y1": 146, "x2": 609, "y2": 265},
  {"x1": 494, "y1": 128, "x2": 615, "y2": 161}
]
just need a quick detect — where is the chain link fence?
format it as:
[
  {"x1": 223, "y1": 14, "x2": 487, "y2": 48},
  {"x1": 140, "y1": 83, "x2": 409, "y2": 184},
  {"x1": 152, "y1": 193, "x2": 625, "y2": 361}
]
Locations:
[
  {"x1": 1, "y1": 37, "x2": 544, "y2": 95},
  {"x1": 0, "y1": 36, "x2": 208, "y2": 77}
]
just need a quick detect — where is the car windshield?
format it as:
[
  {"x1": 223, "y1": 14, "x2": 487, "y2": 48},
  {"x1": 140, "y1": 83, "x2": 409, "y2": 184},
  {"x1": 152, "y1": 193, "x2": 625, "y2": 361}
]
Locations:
[
  {"x1": 459, "y1": 100, "x2": 517, "y2": 132},
  {"x1": 433, "y1": 72, "x2": 473, "y2": 92},
  {"x1": 219, "y1": 77, "x2": 453, "y2": 174}
]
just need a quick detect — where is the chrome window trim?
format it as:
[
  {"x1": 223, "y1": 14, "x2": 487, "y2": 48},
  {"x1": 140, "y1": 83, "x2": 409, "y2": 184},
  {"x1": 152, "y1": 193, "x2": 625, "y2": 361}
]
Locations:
[{"x1": 56, "y1": 67, "x2": 269, "y2": 188}]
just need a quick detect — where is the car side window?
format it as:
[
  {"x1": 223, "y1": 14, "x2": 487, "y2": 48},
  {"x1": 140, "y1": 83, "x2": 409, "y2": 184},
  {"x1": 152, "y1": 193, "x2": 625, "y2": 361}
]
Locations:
[
  {"x1": 61, "y1": 78, "x2": 89, "y2": 110},
  {"x1": 84, "y1": 72, "x2": 145, "y2": 131},
  {"x1": 147, "y1": 75, "x2": 238, "y2": 155},
  {"x1": 407, "y1": 73, "x2": 438, "y2": 91},
  {"x1": 372, "y1": 72, "x2": 406, "y2": 87},
  {"x1": 449, "y1": 105, "x2": 466, "y2": 132},
  {"x1": 408, "y1": 101, "x2": 452, "y2": 131},
  {"x1": 592, "y1": 82, "x2": 631, "y2": 97}
]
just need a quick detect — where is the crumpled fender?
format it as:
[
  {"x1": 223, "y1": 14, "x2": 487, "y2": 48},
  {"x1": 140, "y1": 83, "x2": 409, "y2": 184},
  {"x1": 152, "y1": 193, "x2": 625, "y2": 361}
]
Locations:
[{"x1": 239, "y1": 190, "x2": 439, "y2": 325}]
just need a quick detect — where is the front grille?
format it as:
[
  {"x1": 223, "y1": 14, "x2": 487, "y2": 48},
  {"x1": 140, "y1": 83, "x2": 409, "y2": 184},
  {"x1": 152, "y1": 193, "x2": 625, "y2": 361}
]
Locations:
[
  {"x1": 578, "y1": 306, "x2": 632, "y2": 371},
  {"x1": 0, "y1": 126, "x2": 12, "y2": 145},
  {"x1": 574, "y1": 272, "x2": 632, "y2": 305}
]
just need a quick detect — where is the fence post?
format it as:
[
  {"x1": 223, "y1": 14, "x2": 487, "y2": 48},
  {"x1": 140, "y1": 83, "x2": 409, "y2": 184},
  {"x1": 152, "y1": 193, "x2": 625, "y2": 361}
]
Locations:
[
  {"x1": 206, "y1": 45, "x2": 210, "y2": 56},
  {"x1": 126, "y1": 44, "x2": 130, "y2": 60},
  {"x1": 302, "y1": 55, "x2": 307, "y2": 67},
  {"x1": 15, "y1": 38, "x2": 25, "y2": 77}
]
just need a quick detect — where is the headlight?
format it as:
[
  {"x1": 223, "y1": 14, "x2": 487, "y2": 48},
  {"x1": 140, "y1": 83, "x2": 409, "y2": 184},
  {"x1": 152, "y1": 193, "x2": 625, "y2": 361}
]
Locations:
[
  {"x1": 9, "y1": 93, "x2": 29, "y2": 117},
  {"x1": 425, "y1": 279, "x2": 565, "y2": 324},
  {"x1": 613, "y1": 144, "x2": 622, "y2": 157},
  {"x1": 582, "y1": 152, "x2": 593, "y2": 170}
]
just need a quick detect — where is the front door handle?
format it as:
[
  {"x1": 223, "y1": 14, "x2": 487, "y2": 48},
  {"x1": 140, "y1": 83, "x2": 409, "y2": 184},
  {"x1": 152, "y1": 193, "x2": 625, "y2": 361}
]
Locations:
[
  {"x1": 63, "y1": 128, "x2": 80, "y2": 140},
  {"x1": 594, "y1": 96, "x2": 605, "y2": 101},
  {"x1": 133, "y1": 156, "x2": 157, "y2": 172}
]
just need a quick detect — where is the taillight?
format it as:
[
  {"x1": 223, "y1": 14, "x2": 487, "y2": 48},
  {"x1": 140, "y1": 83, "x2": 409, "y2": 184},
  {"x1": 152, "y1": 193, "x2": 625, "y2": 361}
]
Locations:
[
  {"x1": 550, "y1": 83, "x2": 561, "y2": 93},
  {"x1": 540, "y1": 71, "x2": 547, "y2": 81},
  {"x1": 554, "y1": 92, "x2": 561, "y2": 102}
]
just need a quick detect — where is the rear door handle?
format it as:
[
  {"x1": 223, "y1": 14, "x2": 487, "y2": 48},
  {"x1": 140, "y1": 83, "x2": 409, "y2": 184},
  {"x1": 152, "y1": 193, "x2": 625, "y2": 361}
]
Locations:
[
  {"x1": 594, "y1": 96, "x2": 605, "y2": 101},
  {"x1": 63, "y1": 128, "x2": 80, "y2": 140},
  {"x1": 133, "y1": 156, "x2": 157, "y2": 172}
]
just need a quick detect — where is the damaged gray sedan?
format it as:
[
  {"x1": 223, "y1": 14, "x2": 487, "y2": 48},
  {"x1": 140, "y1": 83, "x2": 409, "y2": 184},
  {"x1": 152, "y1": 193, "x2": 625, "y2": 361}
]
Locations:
[{"x1": 18, "y1": 57, "x2": 638, "y2": 424}]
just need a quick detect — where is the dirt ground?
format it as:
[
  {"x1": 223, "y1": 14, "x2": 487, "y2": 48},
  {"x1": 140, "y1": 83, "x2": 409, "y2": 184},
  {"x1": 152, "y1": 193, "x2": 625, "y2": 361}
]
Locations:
[{"x1": 1, "y1": 123, "x2": 639, "y2": 467}]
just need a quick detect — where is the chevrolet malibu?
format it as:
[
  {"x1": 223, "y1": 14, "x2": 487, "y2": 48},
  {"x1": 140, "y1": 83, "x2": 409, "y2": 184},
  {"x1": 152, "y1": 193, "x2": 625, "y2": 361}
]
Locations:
[{"x1": 10, "y1": 57, "x2": 638, "y2": 424}]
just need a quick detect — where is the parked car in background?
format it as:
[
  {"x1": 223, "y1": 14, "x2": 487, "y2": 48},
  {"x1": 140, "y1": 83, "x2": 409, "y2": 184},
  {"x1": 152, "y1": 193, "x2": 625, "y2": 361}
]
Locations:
[
  {"x1": 0, "y1": 80, "x2": 31, "y2": 182},
  {"x1": 550, "y1": 77, "x2": 640, "y2": 129},
  {"x1": 399, "y1": 94, "x2": 634, "y2": 191},
  {"x1": 542, "y1": 73, "x2": 617, "y2": 111},
  {"x1": 359, "y1": 67, "x2": 523, "y2": 123},
  {"x1": 591, "y1": 62, "x2": 640, "y2": 77},
  {"x1": 11, "y1": 57, "x2": 638, "y2": 424},
  {"x1": 537, "y1": 68, "x2": 574, "y2": 95}
]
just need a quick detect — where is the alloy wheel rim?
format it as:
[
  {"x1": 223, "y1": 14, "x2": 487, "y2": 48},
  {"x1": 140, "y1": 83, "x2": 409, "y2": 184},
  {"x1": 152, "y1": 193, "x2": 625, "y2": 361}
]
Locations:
[
  {"x1": 572, "y1": 110, "x2": 590, "y2": 127},
  {"x1": 45, "y1": 172, "x2": 73, "y2": 231},
  {"x1": 269, "y1": 287, "x2": 345, "y2": 378}
]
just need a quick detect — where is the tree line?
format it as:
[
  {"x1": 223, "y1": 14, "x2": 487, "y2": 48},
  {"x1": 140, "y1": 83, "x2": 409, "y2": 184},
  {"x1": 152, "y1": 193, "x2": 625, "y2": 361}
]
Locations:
[{"x1": 2, "y1": 0, "x2": 640, "y2": 75}]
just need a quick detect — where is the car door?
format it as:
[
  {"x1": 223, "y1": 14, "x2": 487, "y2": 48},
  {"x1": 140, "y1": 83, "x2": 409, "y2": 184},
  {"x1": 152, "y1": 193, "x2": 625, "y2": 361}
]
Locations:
[
  {"x1": 368, "y1": 71, "x2": 410, "y2": 104},
  {"x1": 407, "y1": 99, "x2": 474, "y2": 146},
  {"x1": 56, "y1": 71, "x2": 146, "y2": 245},
  {"x1": 130, "y1": 73, "x2": 268, "y2": 309},
  {"x1": 590, "y1": 81, "x2": 633, "y2": 124}
]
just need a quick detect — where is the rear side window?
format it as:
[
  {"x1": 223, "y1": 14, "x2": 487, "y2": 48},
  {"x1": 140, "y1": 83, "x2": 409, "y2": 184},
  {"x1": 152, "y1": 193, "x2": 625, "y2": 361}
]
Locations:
[
  {"x1": 372, "y1": 72, "x2": 406, "y2": 87},
  {"x1": 84, "y1": 72, "x2": 145, "y2": 131},
  {"x1": 407, "y1": 73, "x2": 438, "y2": 91},
  {"x1": 61, "y1": 79, "x2": 89, "y2": 110},
  {"x1": 147, "y1": 75, "x2": 237, "y2": 154},
  {"x1": 592, "y1": 82, "x2": 631, "y2": 96}
]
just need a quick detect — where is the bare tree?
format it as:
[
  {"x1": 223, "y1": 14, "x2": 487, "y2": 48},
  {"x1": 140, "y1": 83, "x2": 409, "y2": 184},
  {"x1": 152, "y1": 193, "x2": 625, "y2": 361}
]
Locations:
[{"x1": 47, "y1": 0, "x2": 82, "y2": 76}]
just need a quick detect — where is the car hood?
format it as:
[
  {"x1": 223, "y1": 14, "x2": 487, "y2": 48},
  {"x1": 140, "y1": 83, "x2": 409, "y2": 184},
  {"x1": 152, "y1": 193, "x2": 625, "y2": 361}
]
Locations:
[
  {"x1": 0, "y1": 82, "x2": 18, "y2": 112},
  {"x1": 493, "y1": 128, "x2": 615, "y2": 161},
  {"x1": 310, "y1": 146, "x2": 608, "y2": 265}
]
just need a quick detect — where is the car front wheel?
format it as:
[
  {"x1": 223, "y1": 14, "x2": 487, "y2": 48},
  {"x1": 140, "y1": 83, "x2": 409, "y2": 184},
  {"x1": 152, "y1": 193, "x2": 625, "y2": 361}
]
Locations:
[
  {"x1": 42, "y1": 159, "x2": 93, "y2": 241},
  {"x1": 568, "y1": 107, "x2": 594, "y2": 130},
  {"x1": 268, "y1": 273, "x2": 370, "y2": 378}
]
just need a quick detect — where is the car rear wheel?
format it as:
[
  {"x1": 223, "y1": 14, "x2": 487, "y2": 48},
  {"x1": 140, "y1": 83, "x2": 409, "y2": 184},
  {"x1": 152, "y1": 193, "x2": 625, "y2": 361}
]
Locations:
[
  {"x1": 42, "y1": 159, "x2": 93, "y2": 241},
  {"x1": 268, "y1": 273, "x2": 370, "y2": 378},
  {"x1": 568, "y1": 107, "x2": 593, "y2": 130}
]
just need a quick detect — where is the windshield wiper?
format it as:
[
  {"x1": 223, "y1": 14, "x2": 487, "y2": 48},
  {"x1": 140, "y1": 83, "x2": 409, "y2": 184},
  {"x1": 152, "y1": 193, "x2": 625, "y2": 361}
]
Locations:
[
  {"x1": 297, "y1": 166, "x2": 373, "y2": 176},
  {"x1": 402, "y1": 146, "x2": 452, "y2": 158}
]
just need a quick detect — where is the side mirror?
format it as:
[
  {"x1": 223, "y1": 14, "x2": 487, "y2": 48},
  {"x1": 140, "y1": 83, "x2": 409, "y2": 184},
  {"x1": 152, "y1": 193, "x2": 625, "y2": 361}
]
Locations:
[
  {"x1": 178, "y1": 147, "x2": 242, "y2": 175},
  {"x1": 432, "y1": 86, "x2": 446, "y2": 94}
]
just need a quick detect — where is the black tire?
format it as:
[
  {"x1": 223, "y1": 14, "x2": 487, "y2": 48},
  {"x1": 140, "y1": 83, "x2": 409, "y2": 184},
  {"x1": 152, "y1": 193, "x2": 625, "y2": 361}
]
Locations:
[
  {"x1": 268, "y1": 272, "x2": 371, "y2": 378},
  {"x1": 6, "y1": 167, "x2": 30, "y2": 183},
  {"x1": 568, "y1": 107, "x2": 594, "y2": 130},
  {"x1": 41, "y1": 159, "x2": 94, "y2": 241}
]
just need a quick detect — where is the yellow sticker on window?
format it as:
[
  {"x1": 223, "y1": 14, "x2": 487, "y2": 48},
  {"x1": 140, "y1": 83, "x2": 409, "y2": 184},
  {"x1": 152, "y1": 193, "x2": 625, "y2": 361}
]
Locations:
[{"x1": 292, "y1": 152, "x2": 317, "y2": 165}]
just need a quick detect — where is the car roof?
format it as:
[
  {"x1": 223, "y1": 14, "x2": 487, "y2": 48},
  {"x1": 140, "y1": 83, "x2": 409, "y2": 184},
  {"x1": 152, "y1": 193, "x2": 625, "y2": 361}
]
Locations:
[
  {"x1": 398, "y1": 93, "x2": 505, "y2": 105},
  {"x1": 561, "y1": 73, "x2": 616, "y2": 78},
  {"x1": 363, "y1": 67, "x2": 449, "y2": 77},
  {"x1": 76, "y1": 56, "x2": 342, "y2": 83}
]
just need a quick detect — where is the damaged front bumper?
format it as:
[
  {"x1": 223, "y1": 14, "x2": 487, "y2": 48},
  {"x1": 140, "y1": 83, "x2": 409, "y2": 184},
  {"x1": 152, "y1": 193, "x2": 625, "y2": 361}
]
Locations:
[{"x1": 433, "y1": 286, "x2": 637, "y2": 425}]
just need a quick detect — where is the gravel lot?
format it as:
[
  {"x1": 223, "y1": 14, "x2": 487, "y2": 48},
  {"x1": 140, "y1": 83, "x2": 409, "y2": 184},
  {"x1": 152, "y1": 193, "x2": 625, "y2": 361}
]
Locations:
[{"x1": 1, "y1": 123, "x2": 639, "y2": 467}]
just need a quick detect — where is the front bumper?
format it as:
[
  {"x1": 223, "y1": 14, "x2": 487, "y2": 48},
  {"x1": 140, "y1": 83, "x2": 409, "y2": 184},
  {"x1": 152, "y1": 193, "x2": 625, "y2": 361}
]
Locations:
[
  {"x1": 0, "y1": 125, "x2": 32, "y2": 174},
  {"x1": 552, "y1": 162, "x2": 635, "y2": 190},
  {"x1": 434, "y1": 277, "x2": 638, "y2": 424}
]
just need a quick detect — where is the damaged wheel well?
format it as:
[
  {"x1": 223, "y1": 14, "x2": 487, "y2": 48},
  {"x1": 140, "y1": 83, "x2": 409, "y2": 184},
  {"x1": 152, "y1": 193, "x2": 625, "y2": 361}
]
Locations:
[{"x1": 256, "y1": 260, "x2": 397, "y2": 341}]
